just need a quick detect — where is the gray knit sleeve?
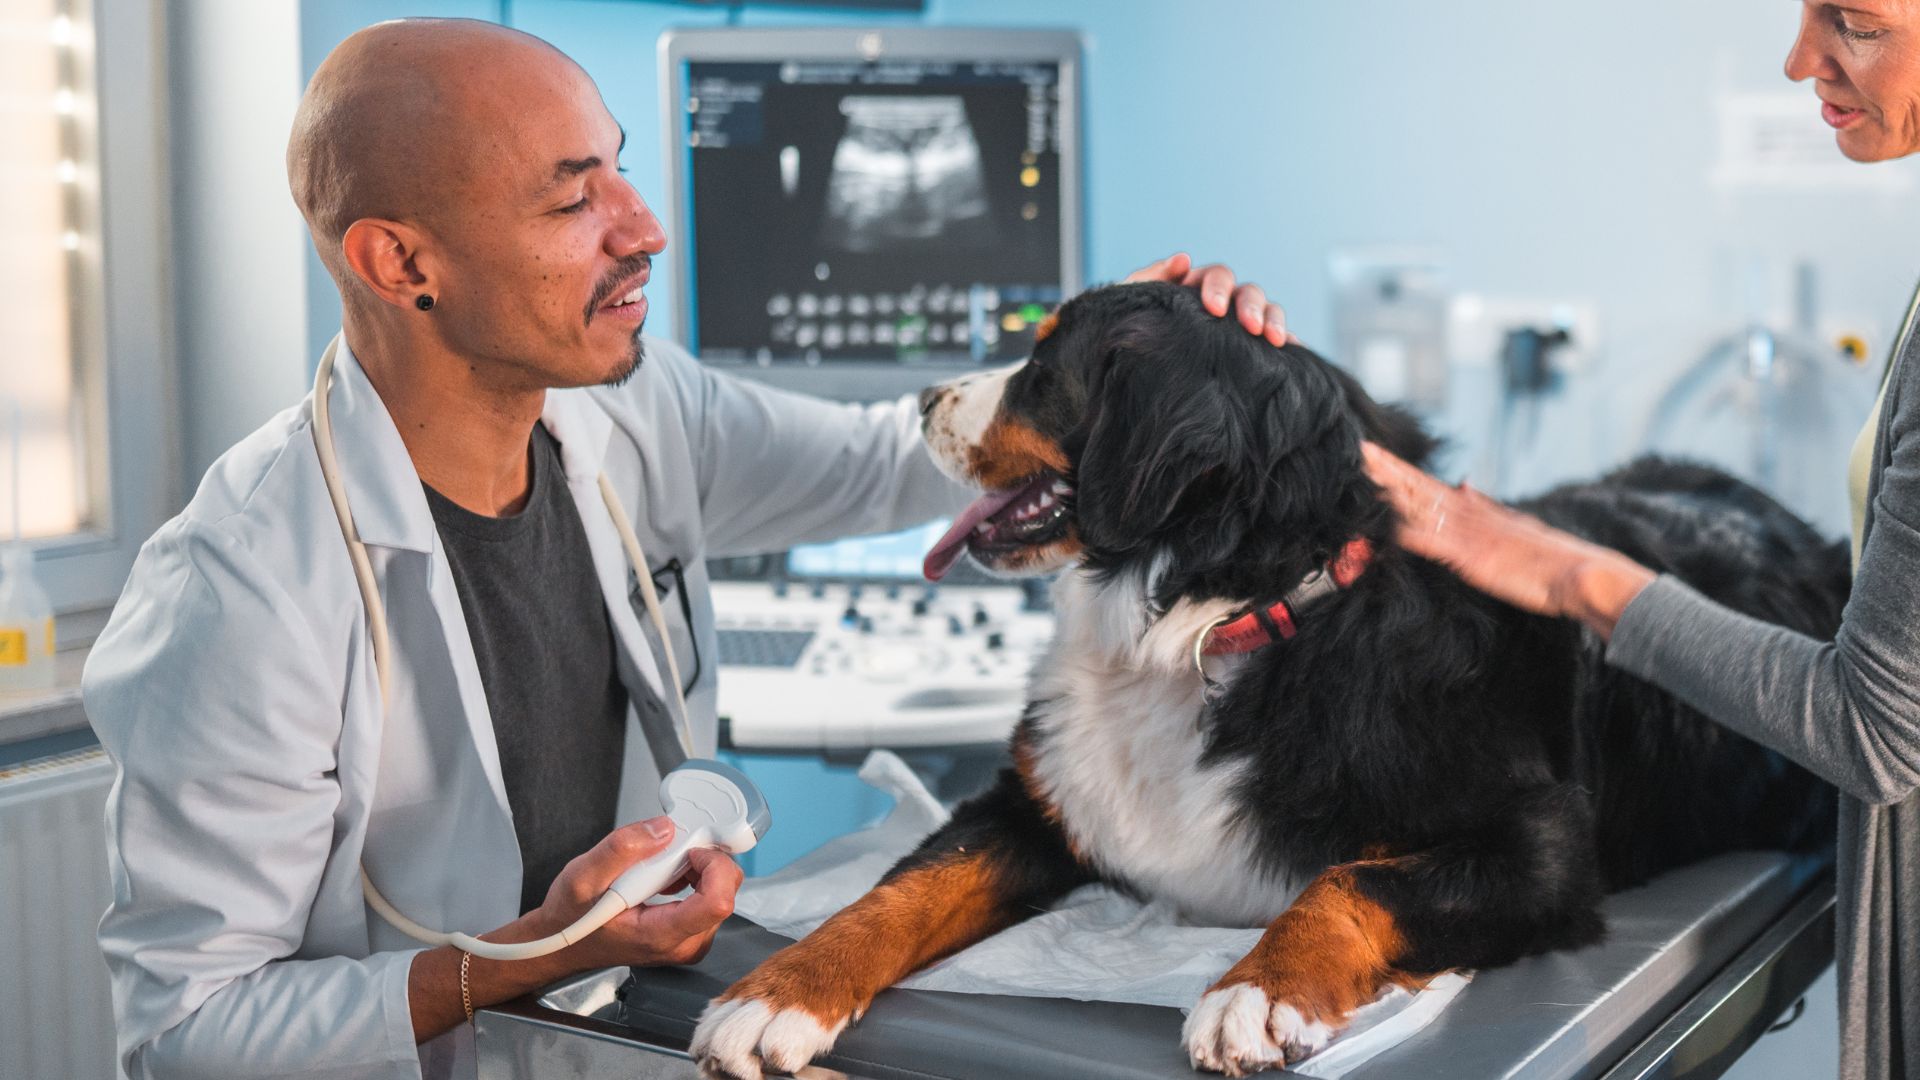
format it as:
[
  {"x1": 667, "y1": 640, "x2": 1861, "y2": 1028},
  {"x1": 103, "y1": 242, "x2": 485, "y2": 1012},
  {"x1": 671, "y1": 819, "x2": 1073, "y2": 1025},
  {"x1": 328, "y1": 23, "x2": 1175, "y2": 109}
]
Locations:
[{"x1": 1607, "y1": 362, "x2": 1920, "y2": 806}]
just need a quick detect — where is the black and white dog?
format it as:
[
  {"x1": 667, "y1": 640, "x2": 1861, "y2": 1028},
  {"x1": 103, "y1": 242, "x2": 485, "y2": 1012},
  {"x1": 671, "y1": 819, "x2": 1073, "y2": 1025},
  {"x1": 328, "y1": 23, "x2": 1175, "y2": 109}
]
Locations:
[{"x1": 691, "y1": 281, "x2": 1841, "y2": 1078}]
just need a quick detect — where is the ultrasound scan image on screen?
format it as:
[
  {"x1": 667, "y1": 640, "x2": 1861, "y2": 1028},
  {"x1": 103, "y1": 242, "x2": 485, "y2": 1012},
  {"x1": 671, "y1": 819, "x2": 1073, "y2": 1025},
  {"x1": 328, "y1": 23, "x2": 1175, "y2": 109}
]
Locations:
[
  {"x1": 787, "y1": 519, "x2": 954, "y2": 580},
  {"x1": 821, "y1": 96, "x2": 994, "y2": 253},
  {"x1": 680, "y1": 59, "x2": 1066, "y2": 366}
]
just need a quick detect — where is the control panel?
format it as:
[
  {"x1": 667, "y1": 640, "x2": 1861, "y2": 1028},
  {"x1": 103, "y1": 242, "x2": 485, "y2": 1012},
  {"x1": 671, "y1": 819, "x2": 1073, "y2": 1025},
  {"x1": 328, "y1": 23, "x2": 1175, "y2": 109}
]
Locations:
[{"x1": 712, "y1": 576, "x2": 1053, "y2": 752}]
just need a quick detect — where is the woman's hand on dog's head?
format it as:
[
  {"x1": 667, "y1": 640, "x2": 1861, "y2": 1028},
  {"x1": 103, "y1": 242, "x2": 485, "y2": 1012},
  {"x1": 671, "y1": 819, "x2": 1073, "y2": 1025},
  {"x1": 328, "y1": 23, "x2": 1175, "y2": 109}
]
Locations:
[
  {"x1": 1124, "y1": 252, "x2": 1296, "y2": 348},
  {"x1": 1360, "y1": 441, "x2": 1657, "y2": 640}
]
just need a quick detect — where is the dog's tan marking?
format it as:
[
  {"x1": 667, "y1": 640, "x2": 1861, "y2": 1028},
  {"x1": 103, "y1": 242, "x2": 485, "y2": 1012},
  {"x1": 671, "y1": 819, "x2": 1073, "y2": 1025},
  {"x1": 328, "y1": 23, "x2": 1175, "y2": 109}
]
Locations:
[
  {"x1": 991, "y1": 531, "x2": 1084, "y2": 575},
  {"x1": 1011, "y1": 738, "x2": 1062, "y2": 826},
  {"x1": 1033, "y1": 311, "x2": 1061, "y2": 343},
  {"x1": 1012, "y1": 735, "x2": 1089, "y2": 862},
  {"x1": 1209, "y1": 863, "x2": 1423, "y2": 1028},
  {"x1": 713, "y1": 851, "x2": 1015, "y2": 1028},
  {"x1": 967, "y1": 419, "x2": 1070, "y2": 491},
  {"x1": 1187, "y1": 861, "x2": 1442, "y2": 1072}
]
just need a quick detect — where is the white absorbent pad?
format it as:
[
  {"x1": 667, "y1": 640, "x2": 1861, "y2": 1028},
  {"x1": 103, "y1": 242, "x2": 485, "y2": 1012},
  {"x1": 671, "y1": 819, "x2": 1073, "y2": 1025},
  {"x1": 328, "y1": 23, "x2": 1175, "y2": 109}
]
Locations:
[{"x1": 734, "y1": 750, "x2": 1471, "y2": 1080}]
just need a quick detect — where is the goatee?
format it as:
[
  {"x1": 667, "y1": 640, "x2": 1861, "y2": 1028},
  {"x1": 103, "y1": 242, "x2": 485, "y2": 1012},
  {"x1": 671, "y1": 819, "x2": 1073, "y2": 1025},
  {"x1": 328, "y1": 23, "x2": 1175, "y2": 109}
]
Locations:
[{"x1": 602, "y1": 327, "x2": 646, "y2": 388}]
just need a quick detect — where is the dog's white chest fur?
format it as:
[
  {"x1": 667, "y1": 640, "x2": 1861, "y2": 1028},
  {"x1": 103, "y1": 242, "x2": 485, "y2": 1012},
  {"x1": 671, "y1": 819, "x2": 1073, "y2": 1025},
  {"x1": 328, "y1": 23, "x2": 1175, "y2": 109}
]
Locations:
[{"x1": 1023, "y1": 571, "x2": 1304, "y2": 928}]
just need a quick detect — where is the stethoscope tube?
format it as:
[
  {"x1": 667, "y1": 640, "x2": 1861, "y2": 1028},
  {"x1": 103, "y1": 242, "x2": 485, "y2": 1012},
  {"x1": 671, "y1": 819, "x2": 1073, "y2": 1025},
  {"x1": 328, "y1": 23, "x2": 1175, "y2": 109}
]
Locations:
[{"x1": 311, "y1": 336, "x2": 696, "y2": 960}]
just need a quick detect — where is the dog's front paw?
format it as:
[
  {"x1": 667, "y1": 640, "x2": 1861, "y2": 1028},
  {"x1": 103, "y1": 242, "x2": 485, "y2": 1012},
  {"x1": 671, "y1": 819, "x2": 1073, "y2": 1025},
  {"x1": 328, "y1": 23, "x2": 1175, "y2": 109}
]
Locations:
[
  {"x1": 1182, "y1": 982, "x2": 1337, "y2": 1077},
  {"x1": 691, "y1": 987, "x2": 852, "y2": 1080}
]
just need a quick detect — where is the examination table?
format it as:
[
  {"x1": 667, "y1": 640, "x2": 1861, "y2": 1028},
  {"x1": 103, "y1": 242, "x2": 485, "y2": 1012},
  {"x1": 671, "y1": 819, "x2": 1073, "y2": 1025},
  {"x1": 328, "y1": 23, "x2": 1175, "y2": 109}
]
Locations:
[{"x1": 474, "y1": 851, "x2": 1832, "y2": 1080}]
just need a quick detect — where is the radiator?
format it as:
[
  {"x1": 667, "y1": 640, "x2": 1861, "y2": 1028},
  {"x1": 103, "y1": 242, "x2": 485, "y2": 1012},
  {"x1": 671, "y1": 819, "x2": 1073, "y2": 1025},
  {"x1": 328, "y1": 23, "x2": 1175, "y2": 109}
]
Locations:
[{"x1": 0, "y1": 745, "x2": 119, "y2": 1080}]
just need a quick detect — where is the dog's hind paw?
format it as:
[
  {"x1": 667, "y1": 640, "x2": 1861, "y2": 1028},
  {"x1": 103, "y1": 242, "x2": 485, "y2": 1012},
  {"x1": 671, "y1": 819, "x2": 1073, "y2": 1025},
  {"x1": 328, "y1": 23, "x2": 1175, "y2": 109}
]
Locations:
[
  {"x1": 1183, "y1": 983, "x2": 1335, "y2": 1076},
  {"x1": 691, "y1": 997, "x2": 848, "y2": 1080}
]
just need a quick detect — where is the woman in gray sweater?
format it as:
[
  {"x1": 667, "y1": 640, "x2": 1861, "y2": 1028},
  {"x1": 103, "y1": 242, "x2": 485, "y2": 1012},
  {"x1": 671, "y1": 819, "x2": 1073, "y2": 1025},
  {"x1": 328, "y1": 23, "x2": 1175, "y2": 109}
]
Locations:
[{"x1": 1361, "y1": 6, "x2": 1920, "y2": 1077}]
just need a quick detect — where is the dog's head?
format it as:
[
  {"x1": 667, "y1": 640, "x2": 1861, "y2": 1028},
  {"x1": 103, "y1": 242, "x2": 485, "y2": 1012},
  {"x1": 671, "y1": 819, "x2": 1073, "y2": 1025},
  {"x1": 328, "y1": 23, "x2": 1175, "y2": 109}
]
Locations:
[{"x1": 919, "y1": 281, "x2": 1435, "y2": 604}]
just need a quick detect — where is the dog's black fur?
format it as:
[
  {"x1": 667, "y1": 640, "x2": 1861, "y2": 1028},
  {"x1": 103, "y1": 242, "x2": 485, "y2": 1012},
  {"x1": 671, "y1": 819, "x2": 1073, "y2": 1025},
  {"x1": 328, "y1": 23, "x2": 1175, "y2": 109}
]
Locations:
[
  {"x1": 912, "y1": 280, "x2": 1839, "y2": 971},
  {"x1": 696, "y1": 281, "x2": 1843, "y2": 1078}
]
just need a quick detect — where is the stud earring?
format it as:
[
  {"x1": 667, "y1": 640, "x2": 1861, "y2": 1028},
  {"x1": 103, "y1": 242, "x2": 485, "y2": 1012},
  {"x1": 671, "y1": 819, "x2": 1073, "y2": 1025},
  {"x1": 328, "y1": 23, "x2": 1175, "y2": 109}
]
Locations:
[{"x1": 415, "y1": 294, "x2": 435, "y2": 311}]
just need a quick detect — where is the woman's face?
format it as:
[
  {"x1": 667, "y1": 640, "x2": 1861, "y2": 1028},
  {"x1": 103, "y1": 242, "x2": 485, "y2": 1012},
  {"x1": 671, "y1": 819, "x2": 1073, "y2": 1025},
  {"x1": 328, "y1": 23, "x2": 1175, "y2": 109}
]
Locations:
[{"x1": 1786, "y1": 1, "x2": 1920, "y2": 162}]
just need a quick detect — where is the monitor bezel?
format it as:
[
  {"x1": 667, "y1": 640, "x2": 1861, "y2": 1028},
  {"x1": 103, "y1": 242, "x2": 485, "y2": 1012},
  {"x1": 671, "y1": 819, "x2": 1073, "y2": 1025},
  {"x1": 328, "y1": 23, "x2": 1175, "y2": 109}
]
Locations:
[{"x1": 658, "y1": 26, "x2": 1085, "y2": 401}]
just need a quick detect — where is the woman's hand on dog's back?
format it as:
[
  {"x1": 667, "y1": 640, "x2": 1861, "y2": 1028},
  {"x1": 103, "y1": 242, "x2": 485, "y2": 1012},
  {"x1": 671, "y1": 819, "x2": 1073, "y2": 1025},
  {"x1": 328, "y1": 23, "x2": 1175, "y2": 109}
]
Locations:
[
  {"x1": 1124, "y1": 252, "x2": 1296, "y2": 347},
  {"x1": 1361, "y1": 441, "x2": 1657, "y2": 640}
]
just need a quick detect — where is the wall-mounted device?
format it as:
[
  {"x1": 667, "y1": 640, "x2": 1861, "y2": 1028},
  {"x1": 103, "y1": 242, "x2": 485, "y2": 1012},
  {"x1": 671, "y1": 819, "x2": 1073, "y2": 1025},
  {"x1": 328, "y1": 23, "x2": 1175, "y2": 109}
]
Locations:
[{"x1": 1330, "y1": 250, "x2": 1449, "y2": 413}]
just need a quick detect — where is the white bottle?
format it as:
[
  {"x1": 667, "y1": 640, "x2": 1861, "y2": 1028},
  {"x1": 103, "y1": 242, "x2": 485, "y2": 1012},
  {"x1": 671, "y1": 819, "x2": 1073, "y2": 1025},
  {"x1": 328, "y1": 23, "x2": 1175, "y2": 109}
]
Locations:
[{"x1": 0, "y1": 544, "x2": 55, "y2": 692}]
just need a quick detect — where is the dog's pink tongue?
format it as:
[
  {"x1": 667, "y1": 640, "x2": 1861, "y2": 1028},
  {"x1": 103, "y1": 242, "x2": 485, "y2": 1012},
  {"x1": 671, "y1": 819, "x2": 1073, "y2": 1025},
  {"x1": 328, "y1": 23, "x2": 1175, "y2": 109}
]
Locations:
[{"x1": 924, "y1": 487, "x2": 1025, "y2": 581}]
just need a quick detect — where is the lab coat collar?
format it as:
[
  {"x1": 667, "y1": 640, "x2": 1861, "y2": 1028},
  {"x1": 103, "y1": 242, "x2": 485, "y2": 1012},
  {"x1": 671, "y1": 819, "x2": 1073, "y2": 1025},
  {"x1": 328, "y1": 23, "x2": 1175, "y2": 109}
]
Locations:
[
  {"x1": 320, "y1": 336, "x2": 617, "y2": 552},
  {"x1": 540, "y1": 379, "x2": 616, "y2": 484},
  {"x1": 322, "y1": 337, "x2": 437, "y2": 554}
]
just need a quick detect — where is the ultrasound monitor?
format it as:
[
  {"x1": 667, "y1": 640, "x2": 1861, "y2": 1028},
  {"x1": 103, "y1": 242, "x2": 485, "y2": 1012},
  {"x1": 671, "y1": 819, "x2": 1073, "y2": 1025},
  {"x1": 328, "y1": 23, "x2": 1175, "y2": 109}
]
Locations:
[
  {"x1": 787, "y1": 519, "x2": 953, "y2": 580},
  {"x1": 660, "y1": 28, "x2": 1084, "y2": 401},
  {"x1": 783, "y1": 518, "x2": 1008, "y2": 588}
]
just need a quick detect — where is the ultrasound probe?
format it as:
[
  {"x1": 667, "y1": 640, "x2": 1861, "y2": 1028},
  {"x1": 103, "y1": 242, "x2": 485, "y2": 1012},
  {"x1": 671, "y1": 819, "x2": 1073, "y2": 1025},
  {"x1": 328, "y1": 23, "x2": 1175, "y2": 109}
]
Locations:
[{"x1": 360, "y1": 759, "x2": 769, "y2": 961}]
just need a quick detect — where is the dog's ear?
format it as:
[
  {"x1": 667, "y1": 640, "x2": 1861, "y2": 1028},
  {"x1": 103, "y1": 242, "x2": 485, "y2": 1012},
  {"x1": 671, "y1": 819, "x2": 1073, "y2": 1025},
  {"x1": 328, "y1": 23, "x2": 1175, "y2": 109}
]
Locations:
[{"x1": 1074, "y1": 352, "x2": 1244, "y2": 552}]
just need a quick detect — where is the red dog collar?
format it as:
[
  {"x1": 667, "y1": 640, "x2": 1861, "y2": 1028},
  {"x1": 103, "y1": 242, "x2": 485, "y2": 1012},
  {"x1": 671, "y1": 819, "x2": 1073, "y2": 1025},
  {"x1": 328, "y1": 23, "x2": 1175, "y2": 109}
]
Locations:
[{"x1": 1200, "y1": 539, "x2": 1374, "y2": 657}]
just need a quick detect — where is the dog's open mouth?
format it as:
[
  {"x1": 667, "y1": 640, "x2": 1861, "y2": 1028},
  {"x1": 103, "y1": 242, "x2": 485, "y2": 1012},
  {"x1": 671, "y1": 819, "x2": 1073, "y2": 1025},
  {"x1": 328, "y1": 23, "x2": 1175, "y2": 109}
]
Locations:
[{"x1": 923, "y1": 470, "x2": 1075, "y2": 580}]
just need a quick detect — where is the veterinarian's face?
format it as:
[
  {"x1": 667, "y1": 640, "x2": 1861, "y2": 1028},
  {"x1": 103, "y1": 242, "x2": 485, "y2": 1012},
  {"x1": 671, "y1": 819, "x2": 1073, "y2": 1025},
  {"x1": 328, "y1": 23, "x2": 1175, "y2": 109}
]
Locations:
[
  {"x1": 424, "y1": 53, "x2": 667, "y2": 389},
  {"x1": 1786, "y1": 0, "x2": 1920, "y2": 162}
]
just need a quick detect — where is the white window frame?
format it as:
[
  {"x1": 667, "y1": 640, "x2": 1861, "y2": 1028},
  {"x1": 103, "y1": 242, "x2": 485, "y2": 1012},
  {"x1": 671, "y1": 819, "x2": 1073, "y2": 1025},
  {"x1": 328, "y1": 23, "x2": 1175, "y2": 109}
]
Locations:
[{"x1": 35, "y1": 0, "x2": 178, "y2": 625}]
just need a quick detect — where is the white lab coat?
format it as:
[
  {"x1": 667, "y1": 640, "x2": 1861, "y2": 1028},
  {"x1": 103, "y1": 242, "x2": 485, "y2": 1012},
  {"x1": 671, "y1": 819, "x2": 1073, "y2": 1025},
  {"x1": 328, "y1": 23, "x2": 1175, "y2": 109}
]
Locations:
[{"x1": 83, "y1": 334, "x2": 963, "y2": 1080}]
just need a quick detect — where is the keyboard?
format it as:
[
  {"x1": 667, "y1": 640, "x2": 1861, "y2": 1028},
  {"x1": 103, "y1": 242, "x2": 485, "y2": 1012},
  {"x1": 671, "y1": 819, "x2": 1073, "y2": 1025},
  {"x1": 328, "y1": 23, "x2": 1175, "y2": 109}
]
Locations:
[
  {"x1": 710, "y1": 581, "x2": 1053, "y2": 750},
  {"x1": 716, "y1": 627, "x2": 816, "y2": 668}
]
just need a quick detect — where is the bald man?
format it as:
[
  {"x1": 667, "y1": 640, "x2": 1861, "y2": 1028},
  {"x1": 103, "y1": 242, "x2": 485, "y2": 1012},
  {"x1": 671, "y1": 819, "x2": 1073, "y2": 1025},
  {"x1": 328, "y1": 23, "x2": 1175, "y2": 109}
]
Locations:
[{"x1": 84, "y1": 17, "x2": 1285, "y2": 1080}]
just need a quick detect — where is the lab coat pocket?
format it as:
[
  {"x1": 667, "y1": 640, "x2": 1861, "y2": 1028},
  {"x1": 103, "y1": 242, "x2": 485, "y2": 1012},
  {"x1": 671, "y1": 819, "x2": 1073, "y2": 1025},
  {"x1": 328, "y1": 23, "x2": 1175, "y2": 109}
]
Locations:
[{"x1": 632, "y1": 558, "x2": 701, "y2": 697}]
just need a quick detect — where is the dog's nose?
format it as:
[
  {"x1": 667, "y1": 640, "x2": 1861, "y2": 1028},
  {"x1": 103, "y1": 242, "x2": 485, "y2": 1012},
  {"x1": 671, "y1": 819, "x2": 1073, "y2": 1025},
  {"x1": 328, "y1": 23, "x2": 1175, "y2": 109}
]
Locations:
[{"x1": 918, "y1": 385, "x2": 944, "y2": 417}]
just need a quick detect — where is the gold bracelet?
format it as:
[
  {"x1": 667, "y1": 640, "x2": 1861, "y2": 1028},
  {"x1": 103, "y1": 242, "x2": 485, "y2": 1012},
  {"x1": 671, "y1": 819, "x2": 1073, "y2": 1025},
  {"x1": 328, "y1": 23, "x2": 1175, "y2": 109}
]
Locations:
[{"x1": 459, "y1": 949, "x2": 474, "y2": 1025}]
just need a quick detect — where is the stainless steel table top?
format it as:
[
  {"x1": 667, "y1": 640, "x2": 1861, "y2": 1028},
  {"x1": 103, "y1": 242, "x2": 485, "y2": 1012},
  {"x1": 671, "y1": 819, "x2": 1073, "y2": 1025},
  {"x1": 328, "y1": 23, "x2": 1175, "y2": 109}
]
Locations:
[{"x1": 477, "y1": 851, "x2": 1831, "y2": 1080}]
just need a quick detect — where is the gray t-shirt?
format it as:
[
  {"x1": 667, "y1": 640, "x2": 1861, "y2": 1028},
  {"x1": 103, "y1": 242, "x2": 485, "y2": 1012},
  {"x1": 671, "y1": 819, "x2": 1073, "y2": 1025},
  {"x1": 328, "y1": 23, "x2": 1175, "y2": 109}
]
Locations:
[{"x1": 426, "y1": 426, "x2": 633, "y2": 915}]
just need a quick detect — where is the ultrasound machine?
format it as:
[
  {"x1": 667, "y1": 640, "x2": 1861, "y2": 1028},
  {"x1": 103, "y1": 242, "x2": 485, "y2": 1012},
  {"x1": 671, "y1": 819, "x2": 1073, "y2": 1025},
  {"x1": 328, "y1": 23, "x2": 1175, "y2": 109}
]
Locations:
[
  {"x1": 710, "y1": 538, "x2": 1054, "y2": 758},
  {"x1": 472, "y1": 26, "x2": 1838, "y2": 1080},
  {"x1": 657, "y1": 27, "x2": 1085, "y2": 840}
]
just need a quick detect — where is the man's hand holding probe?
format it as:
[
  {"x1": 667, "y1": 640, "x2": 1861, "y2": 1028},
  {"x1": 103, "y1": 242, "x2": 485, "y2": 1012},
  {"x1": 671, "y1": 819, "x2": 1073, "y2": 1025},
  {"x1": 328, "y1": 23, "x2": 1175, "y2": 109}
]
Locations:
[{"x1": 409, "y1": 817, "x2": 743, "y2": 1042}]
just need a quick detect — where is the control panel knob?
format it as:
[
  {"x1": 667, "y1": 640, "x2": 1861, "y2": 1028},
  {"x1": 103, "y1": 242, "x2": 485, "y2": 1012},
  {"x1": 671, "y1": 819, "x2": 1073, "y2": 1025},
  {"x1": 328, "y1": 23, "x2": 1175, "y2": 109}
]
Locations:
[
  {"x1": 841, "y1": 605, "x2": 860, "y2": 628},
  {"x1": 911, "y1": 598, "x2": 930, "y2": 617},
  {"x1": 1020, "y1": 578, "x2": 1050, "y2": 613},
  {"x1": 985, "y1": 631, "x2": 1005, "y2": 650},
  {"x1": 947, "y1": 614, "x2": 966, "y2": 637},
  {"x1": 971, "y1": 603, "x2": 990, "y2": 627}
]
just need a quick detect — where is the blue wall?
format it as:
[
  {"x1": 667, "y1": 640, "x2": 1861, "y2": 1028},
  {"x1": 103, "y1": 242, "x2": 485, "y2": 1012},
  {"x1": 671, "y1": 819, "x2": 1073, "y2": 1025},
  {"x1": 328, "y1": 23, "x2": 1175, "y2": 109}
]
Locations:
[
  {"x1": 299, "y1": 1, "x2": 1920, "y2": 482},
  {"x1": 290, "y1": 8, "x2": 1920, "y2": 855}
]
